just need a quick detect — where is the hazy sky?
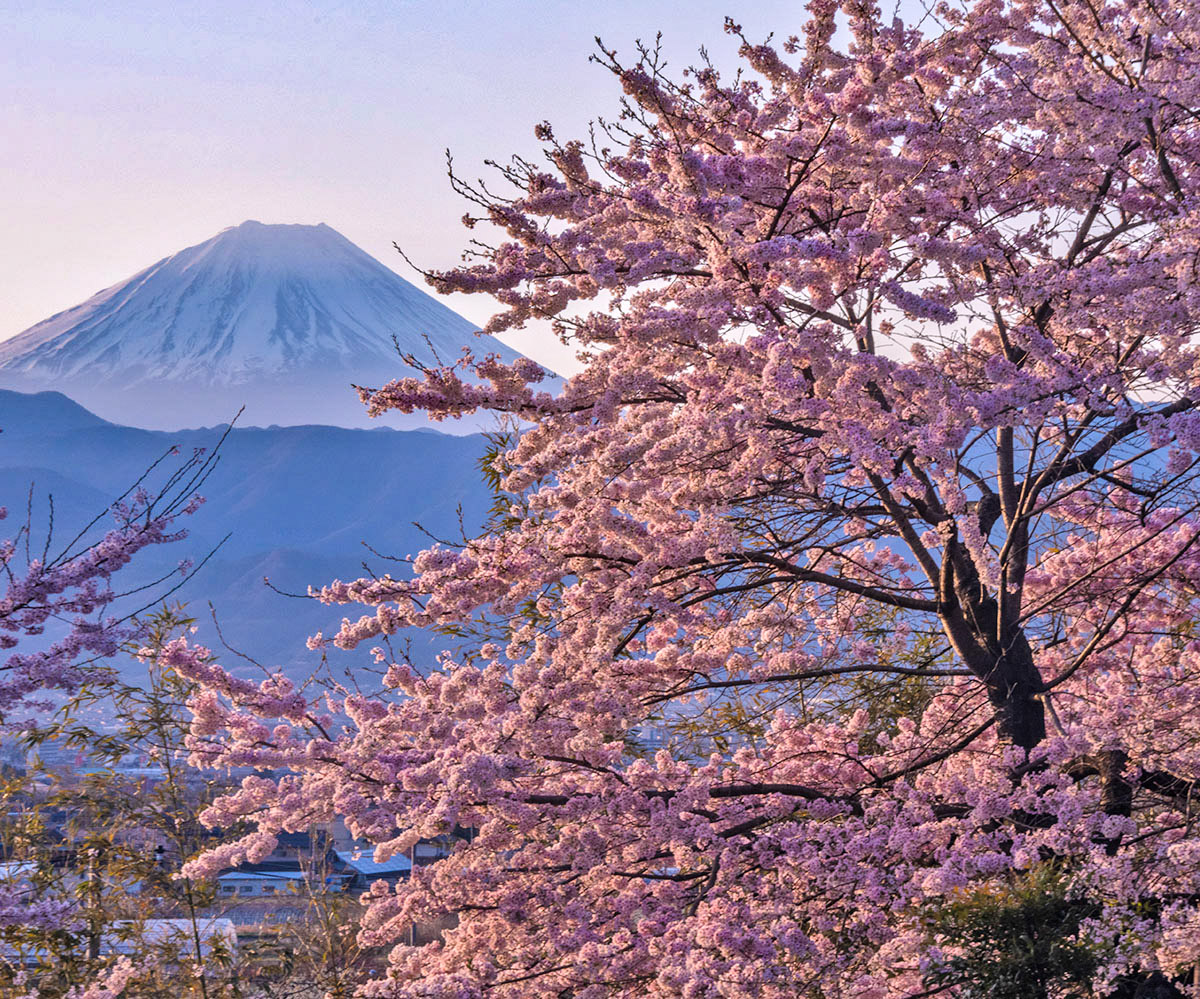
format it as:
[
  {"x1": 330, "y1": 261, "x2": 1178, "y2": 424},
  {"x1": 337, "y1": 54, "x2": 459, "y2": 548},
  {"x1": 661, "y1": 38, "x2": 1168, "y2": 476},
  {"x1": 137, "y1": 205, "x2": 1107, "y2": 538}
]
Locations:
[{"x1": 2, "y1": 1, "x2": 904, "y2": 371}]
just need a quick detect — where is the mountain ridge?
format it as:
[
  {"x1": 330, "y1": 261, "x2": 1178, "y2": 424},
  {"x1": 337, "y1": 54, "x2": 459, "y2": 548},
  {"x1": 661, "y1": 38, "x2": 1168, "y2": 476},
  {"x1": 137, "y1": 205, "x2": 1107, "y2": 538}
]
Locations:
[{"x1": 0, "y1": 387, "x2": 493, "y2": 675}]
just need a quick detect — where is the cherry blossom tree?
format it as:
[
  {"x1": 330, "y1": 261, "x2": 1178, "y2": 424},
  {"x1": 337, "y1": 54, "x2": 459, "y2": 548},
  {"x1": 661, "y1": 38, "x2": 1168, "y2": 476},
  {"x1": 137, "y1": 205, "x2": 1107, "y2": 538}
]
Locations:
[
  {"x1": 0, "y1": 448, "x2": 210, "y2": 987},
  {"x1": 177, "y1": 0, "x2": 1200, "y2": 995},
  {"x1": 0, "y1": 442, "x2": 214, "y2": 726}
]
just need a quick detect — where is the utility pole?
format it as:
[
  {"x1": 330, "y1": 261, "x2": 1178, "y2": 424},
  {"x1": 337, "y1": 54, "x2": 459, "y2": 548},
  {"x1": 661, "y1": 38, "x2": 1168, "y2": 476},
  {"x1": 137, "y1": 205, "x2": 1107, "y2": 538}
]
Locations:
[{"x1": 85, "y1": 839, "x2": 104, "y2": 963}]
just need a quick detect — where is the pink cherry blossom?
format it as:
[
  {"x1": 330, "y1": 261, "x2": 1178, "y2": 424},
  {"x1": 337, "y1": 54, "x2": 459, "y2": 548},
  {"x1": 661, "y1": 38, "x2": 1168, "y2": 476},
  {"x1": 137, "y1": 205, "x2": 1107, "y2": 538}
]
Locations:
[{"x1": 180, "y1": 1, "x2": 1200, "y2": 995}]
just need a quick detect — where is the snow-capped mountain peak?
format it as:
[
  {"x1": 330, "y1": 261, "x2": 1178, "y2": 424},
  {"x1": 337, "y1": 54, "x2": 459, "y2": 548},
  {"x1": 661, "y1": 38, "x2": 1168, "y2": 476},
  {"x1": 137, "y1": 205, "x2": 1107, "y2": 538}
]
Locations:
[{"x1": 0, "y1": 221, "x2": 521, "y2": 430}]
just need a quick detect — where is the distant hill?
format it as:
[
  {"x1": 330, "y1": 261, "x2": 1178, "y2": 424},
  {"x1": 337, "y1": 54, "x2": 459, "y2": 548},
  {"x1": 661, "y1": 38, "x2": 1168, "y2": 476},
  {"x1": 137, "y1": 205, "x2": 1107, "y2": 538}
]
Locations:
[
  {"x1": 0, "y1": 221, "x2": 527, "y2": 430},
  {"x1": 0, "y1": 388, "x2": 113, "y2": 434},
  {"x1": 0, "y1": 389, "x2": 496, "y2": 678}
]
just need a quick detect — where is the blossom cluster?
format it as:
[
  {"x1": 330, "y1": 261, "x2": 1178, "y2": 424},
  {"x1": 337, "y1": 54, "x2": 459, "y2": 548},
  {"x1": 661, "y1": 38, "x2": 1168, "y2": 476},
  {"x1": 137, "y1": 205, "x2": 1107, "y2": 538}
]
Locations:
[{"x1": 177, "y1": 0, "x2": 1200, "y2": 995}]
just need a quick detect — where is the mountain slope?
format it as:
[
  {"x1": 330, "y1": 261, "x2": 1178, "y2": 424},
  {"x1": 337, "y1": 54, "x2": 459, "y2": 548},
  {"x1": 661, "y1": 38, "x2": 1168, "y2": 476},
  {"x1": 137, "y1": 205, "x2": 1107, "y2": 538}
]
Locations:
[
  {"x1": 0, "y1": 389, "x2": 493, "y2": 674},
  {"x1": 0, "y1": 222, "x2": 523, "y2": 430},
  {"x1": 0, "y1": 389, "x2": 113, "y2": 434}
]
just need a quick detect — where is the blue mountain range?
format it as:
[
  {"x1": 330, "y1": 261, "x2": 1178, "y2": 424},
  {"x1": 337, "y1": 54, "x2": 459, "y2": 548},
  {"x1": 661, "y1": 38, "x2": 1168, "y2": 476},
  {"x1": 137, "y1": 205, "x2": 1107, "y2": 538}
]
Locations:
[{"x1": 0, "y1": 388, "x2": 495, "y2": 680}]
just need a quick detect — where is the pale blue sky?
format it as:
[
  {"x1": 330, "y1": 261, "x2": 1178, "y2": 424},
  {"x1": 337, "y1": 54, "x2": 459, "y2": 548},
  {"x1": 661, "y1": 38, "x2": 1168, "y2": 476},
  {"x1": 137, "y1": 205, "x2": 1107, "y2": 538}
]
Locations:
[{"x1": 2, "y1": 1, "x2": 914, "y2": 370}]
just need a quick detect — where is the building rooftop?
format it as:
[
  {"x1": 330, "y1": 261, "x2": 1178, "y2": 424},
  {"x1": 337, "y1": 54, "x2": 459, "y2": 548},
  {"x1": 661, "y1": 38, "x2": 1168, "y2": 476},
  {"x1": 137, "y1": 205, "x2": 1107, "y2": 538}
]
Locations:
[{"x1": 335, "y1": 849, "x2": 412, "y2": 878}]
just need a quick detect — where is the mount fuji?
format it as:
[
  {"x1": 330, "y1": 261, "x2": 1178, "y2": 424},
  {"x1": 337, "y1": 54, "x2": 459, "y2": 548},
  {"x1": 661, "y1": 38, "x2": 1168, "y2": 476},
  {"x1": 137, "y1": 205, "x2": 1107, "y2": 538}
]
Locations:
[{"x1": 0, "y1": 221, "x2": 525, "y2": 430}]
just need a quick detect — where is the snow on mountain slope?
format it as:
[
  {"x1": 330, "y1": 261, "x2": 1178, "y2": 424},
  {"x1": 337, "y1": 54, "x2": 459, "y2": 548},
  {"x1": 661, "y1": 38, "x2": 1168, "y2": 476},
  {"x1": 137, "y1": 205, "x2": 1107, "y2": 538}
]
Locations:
[{"x1": 0, "y1": 221, "x2": 526, "y2": 430}]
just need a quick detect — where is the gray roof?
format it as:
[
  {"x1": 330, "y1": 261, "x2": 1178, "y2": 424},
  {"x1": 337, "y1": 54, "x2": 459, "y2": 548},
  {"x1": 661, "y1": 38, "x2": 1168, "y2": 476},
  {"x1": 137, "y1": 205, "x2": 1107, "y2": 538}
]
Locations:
[
  {"x1": 217, "y1": 868, "x2": 308, "y2": 883},
  {"x1": 335, "y1": 849, "x2": 412, "y2": 876}
]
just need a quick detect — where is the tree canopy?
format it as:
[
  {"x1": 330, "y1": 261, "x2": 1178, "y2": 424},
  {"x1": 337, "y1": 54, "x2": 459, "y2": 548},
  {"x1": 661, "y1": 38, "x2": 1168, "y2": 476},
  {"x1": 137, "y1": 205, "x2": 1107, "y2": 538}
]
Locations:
[{"x1": 178, "y1": 0, "x2": 1200, "y2": 995}]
